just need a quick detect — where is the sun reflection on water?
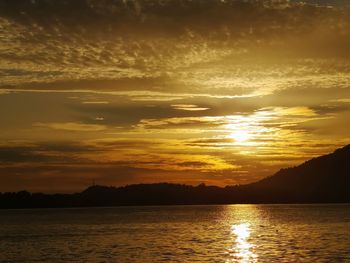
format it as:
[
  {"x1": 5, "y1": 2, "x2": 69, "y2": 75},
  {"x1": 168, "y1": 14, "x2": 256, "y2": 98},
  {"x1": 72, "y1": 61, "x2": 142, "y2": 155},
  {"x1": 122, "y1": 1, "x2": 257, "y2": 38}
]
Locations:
[{"x1": 227, "y1": 223, "x2": 258, "y2": 263}]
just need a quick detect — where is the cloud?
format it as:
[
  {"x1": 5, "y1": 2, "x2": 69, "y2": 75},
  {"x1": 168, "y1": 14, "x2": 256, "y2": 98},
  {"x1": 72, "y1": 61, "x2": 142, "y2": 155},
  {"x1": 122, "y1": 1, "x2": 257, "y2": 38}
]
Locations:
[
  {"x1": 81, "y1": 101, "x2": 109, "y2": 104},
  {"x1": 0, "y1": 139, "x2": 246, "y2": 192},
  {"x1": 0, "y1": 162, "x2": 248, "y2": 193},
  {"x1": 1, "y1": 1, "x2": 350, "y2": 192},
  {"x1": 171, "y1": 104, "x2": 209, "y2": 111},
  {"x1": 1, "y1": 0, "x2": 350, "y2": 95},
  {"x1": 33, "y1": 122, "x2": 106, "y2": 131},
  {"x1": 137, "y1": 117, "x2": 227, "y2": 130},
  {"x1": 0, "y1": 146, "x2": 51, "y2": 164},
  {"x1": 0, "y1": 139, "x2": 238, "y2": 171},
  {"x1": 0, "y1": 142, "x2": 92, "y2": 164}
]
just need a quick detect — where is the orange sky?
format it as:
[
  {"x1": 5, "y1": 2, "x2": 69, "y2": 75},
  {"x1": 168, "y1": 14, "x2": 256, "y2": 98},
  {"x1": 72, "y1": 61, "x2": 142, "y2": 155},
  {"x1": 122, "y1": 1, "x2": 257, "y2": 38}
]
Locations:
[{"x1": 0, "y1": 0, "x2": 349, "y2": 192}]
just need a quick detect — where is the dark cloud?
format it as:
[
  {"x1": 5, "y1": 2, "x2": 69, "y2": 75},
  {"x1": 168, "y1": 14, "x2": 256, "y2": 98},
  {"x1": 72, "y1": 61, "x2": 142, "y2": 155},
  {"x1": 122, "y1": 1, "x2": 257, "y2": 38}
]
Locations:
[
  {"x1": 93, "y1": 139, "x2": 161, "y2": 149},
  {"x1": 36, "y1": 141, "x2": 97, "y2": 153},
  {"x1": 0, "y1": 146, "x2": 51, "y2": 163},
  {"x1": 186, "y1": 138, "x2": 234, "y2": 148},
  {"x1": 0, "y1": 142, "x2": 94, "y2": 164}
]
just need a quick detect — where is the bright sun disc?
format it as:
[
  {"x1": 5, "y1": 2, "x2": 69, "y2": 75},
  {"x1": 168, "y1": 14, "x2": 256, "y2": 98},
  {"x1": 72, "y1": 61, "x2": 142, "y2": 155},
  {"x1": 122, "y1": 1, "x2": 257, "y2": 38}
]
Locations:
[{"x1": 230, "y1": 130, "x2": 251, "y2": 142}]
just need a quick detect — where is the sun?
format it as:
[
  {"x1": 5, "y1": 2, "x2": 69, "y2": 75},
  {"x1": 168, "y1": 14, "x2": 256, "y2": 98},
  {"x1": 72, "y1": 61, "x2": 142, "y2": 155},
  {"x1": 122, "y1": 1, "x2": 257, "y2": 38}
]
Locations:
[{"x1": 230, "y1": 130, "x2": 251, "y2": 142}]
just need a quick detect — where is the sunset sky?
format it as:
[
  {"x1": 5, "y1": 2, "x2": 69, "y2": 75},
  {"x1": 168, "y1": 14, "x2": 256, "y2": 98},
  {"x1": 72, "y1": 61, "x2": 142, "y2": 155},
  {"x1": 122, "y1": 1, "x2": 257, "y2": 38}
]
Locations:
[{"x1": 0, "y1": 0, "x2": 349, "y2": 192}]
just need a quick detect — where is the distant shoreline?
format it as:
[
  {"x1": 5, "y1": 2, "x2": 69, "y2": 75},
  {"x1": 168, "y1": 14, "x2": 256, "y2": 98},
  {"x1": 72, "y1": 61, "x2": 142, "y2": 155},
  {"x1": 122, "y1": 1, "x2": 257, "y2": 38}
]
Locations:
[{"x1": 1, "y1": 199, "x2": 350, "y2": 210}]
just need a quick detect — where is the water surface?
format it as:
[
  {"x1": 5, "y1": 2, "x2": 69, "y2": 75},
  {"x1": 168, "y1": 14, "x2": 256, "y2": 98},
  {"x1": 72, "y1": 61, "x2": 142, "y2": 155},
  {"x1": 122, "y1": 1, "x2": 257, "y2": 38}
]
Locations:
[{"x1": 0, "y1": 204, "x2": 349, "y2": 262}]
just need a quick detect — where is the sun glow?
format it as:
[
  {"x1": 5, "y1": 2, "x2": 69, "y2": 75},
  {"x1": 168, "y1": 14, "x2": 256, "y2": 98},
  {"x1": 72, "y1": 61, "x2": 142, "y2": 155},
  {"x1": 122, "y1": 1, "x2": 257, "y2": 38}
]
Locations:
[{"x1": 230, "y1": 130, "x2": 251, "y2": 143}]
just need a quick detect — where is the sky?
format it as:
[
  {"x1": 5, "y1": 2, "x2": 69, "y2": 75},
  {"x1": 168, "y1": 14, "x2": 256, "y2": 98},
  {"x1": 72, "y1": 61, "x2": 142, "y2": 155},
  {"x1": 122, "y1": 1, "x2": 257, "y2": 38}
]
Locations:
[{"x1": 0, "y1": 0, "x2": 349, "y2": 192}]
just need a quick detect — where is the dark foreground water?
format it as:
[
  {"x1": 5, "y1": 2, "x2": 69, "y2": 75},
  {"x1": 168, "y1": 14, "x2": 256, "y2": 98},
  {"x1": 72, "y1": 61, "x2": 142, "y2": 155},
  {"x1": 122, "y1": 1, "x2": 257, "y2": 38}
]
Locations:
[{"x1": 0, "y1": 204, "x2": 350, "y2": 262}]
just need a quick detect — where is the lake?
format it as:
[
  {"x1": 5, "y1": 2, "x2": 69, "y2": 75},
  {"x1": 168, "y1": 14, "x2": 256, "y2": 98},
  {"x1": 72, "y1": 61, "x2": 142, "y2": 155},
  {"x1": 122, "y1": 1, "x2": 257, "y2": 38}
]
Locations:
[{"x1": 0, "y1": 204, "x2": 349, "y2": 262}]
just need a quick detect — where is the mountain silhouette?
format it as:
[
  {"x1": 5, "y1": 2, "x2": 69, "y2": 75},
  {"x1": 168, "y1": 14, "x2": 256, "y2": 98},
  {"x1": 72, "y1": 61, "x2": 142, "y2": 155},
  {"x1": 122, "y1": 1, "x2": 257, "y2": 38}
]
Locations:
[
  {"x1": 244, "y1": 144, "x2": 350, "y2": 202},
  {"x1": 0, "y1": 145, "x2": 349, "y2": 208}
]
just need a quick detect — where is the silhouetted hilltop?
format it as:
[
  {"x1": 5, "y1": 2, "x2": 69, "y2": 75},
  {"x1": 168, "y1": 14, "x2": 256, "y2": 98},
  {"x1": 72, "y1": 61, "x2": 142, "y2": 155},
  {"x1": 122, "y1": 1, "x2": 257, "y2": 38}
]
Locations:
[
  {"x1": 0, "y1": 145, "x2": 349, "y2": 208},
  {"x1": 245, "y1": 144, "x2": 350, "y2": 202}
]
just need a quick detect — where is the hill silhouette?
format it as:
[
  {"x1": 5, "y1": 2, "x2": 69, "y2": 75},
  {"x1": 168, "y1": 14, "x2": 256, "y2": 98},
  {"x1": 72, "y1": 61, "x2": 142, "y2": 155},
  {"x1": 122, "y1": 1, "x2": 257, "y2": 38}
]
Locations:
[
  {"x1": 0, "y1": 145, "x2": 349, "y2": 208},
  {"x1": 245, "y1": 144, "x2": 350, "y2": 202}
]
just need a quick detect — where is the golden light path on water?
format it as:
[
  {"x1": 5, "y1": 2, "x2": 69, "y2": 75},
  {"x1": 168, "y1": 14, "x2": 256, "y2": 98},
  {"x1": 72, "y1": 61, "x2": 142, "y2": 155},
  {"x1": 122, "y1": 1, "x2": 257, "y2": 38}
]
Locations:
[
  {"x1": 230, "y1": 223, "x2": 258, "y2": 263},
  {"x1": 226, "y1": 205, "x2": 259, "y2": 263}
]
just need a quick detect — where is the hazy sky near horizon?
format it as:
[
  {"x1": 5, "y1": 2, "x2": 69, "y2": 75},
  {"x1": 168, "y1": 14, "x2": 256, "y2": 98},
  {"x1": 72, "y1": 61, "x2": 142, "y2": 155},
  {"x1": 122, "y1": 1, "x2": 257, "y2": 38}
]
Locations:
[{"x1": 0, "y1": 0, "x2": 350, "y2": 192}]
